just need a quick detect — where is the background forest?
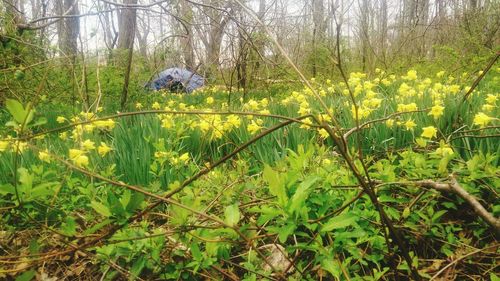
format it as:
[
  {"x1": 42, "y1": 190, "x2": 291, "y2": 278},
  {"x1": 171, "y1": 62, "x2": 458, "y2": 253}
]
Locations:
[{"x1": 0, "y1": 0, "x2": 499, "y2": 280}]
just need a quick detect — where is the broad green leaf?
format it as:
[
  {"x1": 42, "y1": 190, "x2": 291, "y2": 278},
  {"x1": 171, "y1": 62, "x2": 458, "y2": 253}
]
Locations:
[
  {"x1": 190, "y1": 243, "x2": 203, "y2": 261},
  {"x1": 320, "y1": 258, "x2": 341, "y2": 278},
  {"x1": 278, "y1": 223, "x2": 296, "y2": 243},
  {"x1": 224, "y1": 204, "x2": 240, "y2": 227},
  {"x1": 289, "y1": 176, "x2": 319, "y2": 214},
  {"x1": 6, "y1": 99, "x2": 25, "y2": 124},
  {"x1": 18, "y1": 168, "x2": 33, "y2": 198},
  {"x1": 30, "y1": 182, "x2": 59, "y2": 199},
  {"x1": 321, "y1": 213, "x2": 357, "y2": 232},
  {"x1": 263, "y1": 165, "x2": 288, "y2": 206},
  {"x1": 0, "y1": 184, "x2": 15, "y2": 195},
  {"x1": 90, "y1": 201, "x2": 112, "y2": 217}
]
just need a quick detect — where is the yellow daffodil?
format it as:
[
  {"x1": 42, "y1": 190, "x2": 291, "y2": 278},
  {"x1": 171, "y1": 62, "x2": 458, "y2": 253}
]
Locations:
[
  {"x1": 206, "y1": 97, "x2": 214, "y2": 104},
  {"x1": 38, "y1": 149, "x2": 51, "y2": 163},
  {"x1": 436, "y1": 145, "x2": 453, "y2": 157},
  {"x1": 421, "y1": 126, "x2": 437, "y2": 139},
  {"x1": 397, "y1": 103, "x2": 418, "y2": 112},
  {"x1": 246, "y1": 99, "x2": 259, "y2": 111},
  {"x1": 135, "y1": 103, "x2": 143, "y2": 110},
  {"x1": 98, "y1": 142, "x2": 112, "y2": 157},
  {"x1": 404, "y1": 119, "x2": 416, "y2": 131},
  {"x1": 152, "y1": 102, "x2": 161, "y2": 110},
  {"x1": 84, "y1": 124, "x2": 95, "y2": 133},
  {"x1": 299, "y1": 118, "x2": 313, "y2": 129},
  {"x1": 318, "y1": 128, "x2": 329, "y2": 139},
  {"x1": 247, "y1": 121, "x2": 262, "y2": 134},
  {"x1": 482, "y1": 104, "x2": 495, "y2": 111},
  {"x1": 81, "y1": 139, "x2": 96, "y2": 150},
  {"x1": 428, "y1": 104, "x2": 444, "y2": 119},
  {"x1": 404, "y1": 70, "x2": 418, "y2": 80},
  {"x1": 473, "y1": 112, "x2": 492, "y2": 127},
  {"x1": 386, "y1": 119, "x2": 394, "y2": 127},
  {"x1": 69, "y1": 149, "x2": 89, "y2": 167},
  {"x1": 486, "y1": 94, "x2": 497, "y2": 104},
  {"x1": 56, "y1": 116, "x2": 66, "y2": 123},
  {"x1": 59, "y1": 132, "x2": 68, "y2": 140},
  {"x1": 178, "y1": 152, "x2": 190, "y2": 164}
]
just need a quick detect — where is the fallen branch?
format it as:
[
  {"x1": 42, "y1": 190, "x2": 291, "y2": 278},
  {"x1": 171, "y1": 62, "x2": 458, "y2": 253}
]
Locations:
[{"x1": 416, "y1": 176, "x2": 500, "y2": 235}]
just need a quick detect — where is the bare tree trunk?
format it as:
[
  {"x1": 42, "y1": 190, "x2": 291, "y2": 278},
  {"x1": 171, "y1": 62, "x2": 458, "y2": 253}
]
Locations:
[
  {"x1": 311, "y1": 0, "x2": 325, "y2": 76},
  {"x1": 379, "y1": 0, "x2": 388, "y2": 65},
  {"x1": 199, "y1": 1, "x2": 231, "y2": 77},
  {"x1": 117, "y1": 0, "x2": 137, "y2": 50},
  {"x1": 358, "y1": 0, "x2": 371, "y2": 72},
  {"x1": 179, "y1": 1, "x2": 195, "y2": 69},
  {"x1": 117, "y1": 0, "x2": 138, "y2": 110},
  {"x1": 55, "y1": 0, "x2": 79, "y2": 59}
]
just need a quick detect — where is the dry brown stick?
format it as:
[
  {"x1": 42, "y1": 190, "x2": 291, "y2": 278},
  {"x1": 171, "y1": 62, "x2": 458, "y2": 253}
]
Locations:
[{"x1": 413, "y1": 177, "x2": 500, "y2": 235}]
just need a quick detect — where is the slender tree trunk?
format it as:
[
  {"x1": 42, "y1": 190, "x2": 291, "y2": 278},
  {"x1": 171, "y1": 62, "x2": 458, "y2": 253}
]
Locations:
[
  {"x1": 179, "y1": 1, "x2": 195, "y2": 69},
  {"x1": 117, "y1": 0, "x2": 137, "y2": 50},
  {"x1": 117, "y1": 0, "x2": 138, "y2": 110}
]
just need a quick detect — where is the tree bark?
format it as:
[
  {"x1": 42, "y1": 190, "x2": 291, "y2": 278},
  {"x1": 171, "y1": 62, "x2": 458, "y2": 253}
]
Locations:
[
  {"x1": 117, "y1": 0, "x2": 138, "y2": 50},
  {"x1": 117, "y1": 0, "x2": 138, "y2": 110},
  {"x1": 62, "y1": 0, "x2": 79, "y2": 59}
]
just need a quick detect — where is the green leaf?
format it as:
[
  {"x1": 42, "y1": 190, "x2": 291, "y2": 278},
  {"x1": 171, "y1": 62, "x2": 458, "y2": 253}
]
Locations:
[
  {"x1": 30, "y1": 182, "x2": 59, "y2": 199},
  {"x1": 90, "y1": 201, "x2": 112, "y2": 217},
  {"x1": 320, "y1": 258, "x2": 341, "y2": 278},
  {"x1": 224, "y1": 204, "x2": 240, "y2": 227},
  {"x1": 17, "y1": 168, "x2": 33, "y2": 199},
  {"x1": 61, "y1": 216, "x2": 77, "y2": 236},
  {"x1": 0, "y1": 183, "x2": 15, "y2": 195},
  {"x1": 190, "y1": 243, "x2": 203, "y2": 261},
  {"x1": 289, "y1": 176, "x2": 319, "y2": 214},
  {"x1": 263, "y1": 165, "x2": 288, "y2": 206},
  {"x1": 15, "y1": 270, "x2": 36, "y2": 281},
  {"x1": 130, "y1": 257, "x2": 146, "y2": 278},
  {"x1": 321, "y1": 213, "x2": 357, "y2": 232},
  {"x1": 6, "y1": 99, "x2": 26, "y2": 124},
  {"x1": 278, "y1": 223, "x2": 296, "y2": 243},
  {"x1": 431, "y1": 210, "x2": 447, "y2": 222}
]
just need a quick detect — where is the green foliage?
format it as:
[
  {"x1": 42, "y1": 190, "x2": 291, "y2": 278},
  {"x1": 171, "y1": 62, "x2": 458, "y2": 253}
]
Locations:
[{"x1": 0, "y1": 66, "x2": 498, "y2": 280}]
